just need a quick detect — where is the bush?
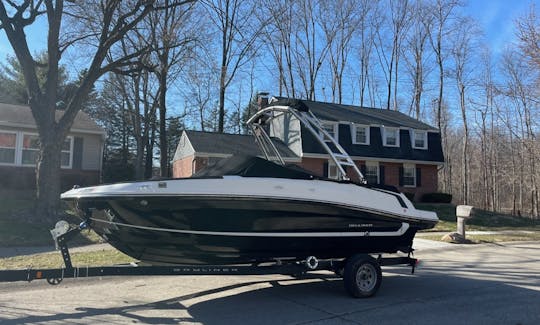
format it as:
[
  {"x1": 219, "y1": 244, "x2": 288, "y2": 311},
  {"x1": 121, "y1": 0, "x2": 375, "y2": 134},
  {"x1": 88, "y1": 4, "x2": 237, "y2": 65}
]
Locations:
[{"x1": 421, "y1": 192, "x2": 452, "y2": 203}]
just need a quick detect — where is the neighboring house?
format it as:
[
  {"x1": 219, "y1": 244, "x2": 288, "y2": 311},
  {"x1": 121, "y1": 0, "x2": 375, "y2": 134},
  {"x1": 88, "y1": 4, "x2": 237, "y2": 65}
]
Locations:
[
  {"x1": 172, "y1": 97, "x2": 444, "y2": 200},
  {"x1": 172, "y1": 130, "x2": 300, "y2": 177},
  {"x1": 0, "y1": 103, "x2": 106, "y2": 190}
]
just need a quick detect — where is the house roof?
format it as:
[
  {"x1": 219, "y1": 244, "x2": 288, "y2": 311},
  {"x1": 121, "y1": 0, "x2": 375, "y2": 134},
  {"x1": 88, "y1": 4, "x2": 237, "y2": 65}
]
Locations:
[
  {"x1": 175, "y1": 130, "x2": 299, "y2": 161},
  {"x1": 271, "y1": 97, "x2": 438, "y2": 131},
  {"x1": 0, "y1": 102, "x2": 105, "y2": 134}
]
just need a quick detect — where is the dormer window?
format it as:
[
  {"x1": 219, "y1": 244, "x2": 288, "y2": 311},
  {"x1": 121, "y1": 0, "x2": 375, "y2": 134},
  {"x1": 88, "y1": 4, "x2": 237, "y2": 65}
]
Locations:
[
  {"x1": 320, "y1": 122, "x2": 338, "y2": 142},
  {"x1": 412, "y1": 130, "x2": 427, "y2": 149},
  {"x1": 383, "y1": 127, "x2": 399, "y2": 147},
  {"x1": 352, "y1": 124, "x2": 370, "y2": 145}
]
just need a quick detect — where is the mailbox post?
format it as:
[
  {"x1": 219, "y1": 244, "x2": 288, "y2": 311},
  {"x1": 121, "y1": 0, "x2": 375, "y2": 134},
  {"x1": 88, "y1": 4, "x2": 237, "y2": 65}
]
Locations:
[{"x1": 456, "y1": 205, "x2": 474, "y2": 239}]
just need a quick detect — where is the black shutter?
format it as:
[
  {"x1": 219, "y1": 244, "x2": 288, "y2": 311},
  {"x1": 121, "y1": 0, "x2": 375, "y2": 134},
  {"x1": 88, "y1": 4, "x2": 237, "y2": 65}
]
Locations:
[
  {"x1": 379, "y1": 165, "x2": 385, "y2": 185},
  {"x1": 399, "y1": 166, "x2": 404, "y2": 186},
  {"x1": 416, "y1": 167, "x2": 422, "y2": 187},
  {"x1": 360, "y1": 164, "x2": 366, "y2": 175},
  {"x1": 323, "y1": 162, "x2": 328, "y2": 177},
  {"x1": 73, "y1": 137, "x2": 84, "y2": 170}
]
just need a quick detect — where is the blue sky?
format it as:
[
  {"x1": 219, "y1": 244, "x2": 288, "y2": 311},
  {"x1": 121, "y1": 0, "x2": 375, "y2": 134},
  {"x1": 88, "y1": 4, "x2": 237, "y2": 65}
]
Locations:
[
  {"x1": 0, "y1": 1, "x2": 534, "y2": 61},
  {"x1": 466, "y1": 0, "x2": 532, "y2": 53}
]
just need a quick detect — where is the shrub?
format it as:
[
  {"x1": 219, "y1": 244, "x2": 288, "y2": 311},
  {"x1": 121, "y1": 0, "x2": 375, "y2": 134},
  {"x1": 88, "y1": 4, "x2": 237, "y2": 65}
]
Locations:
[{"x1": 421, "y1": 192, "x2": 452, "y2": 203}]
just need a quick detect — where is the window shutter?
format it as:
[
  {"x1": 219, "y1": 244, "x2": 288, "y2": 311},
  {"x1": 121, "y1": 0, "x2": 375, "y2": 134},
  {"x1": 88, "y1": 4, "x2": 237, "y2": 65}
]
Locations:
[
  {"x1": 360, "y1": 164, "x2": 366, "y2": 176},
  {"x1": 379, "y1": 165, "x2": 385, "y2": 185},
  {"x1": 416, "y1": 167, "x2": 422, "y2": 187},
  {"x1": 73, "y1": 137, "x2": 84, "y2": 170},
  {"x1": 323, "y1": 162, "x2": 328, "y2": 177},
  {"x1": 399, "y1": 166, "x2": 404, "y2": 186}
]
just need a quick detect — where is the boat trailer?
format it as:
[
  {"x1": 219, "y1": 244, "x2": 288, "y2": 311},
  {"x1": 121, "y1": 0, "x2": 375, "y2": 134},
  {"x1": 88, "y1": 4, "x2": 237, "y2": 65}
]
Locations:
[{"x1": 0, "y1": 222, "x2": 419, "y2": 298}]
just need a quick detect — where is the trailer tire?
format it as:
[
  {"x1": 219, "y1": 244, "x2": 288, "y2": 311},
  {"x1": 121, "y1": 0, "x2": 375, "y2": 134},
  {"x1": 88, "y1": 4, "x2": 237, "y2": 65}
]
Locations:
[{"x1": 343, "y1": 254, "x2": 381, "y2": 298}]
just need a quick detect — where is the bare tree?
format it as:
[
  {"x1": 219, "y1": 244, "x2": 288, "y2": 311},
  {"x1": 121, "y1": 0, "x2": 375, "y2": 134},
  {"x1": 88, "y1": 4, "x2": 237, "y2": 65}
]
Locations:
[
  {"x1": 403, "y1": 0, "x2": 432, "y2": 119},
  {"x1": 260, "y1": 0, "x2": 296, "y2": 98},
  {"x1": 0, "y1": 0, "x2": 193, "y2": 219},
  {"x1": 450, "y1": 17, "x2": 478, "y2": 205},
  {"x1": 293, "y1": 0, "x2": 332, "y2": 100},
  {"x1": 203, "y1": 0, "x2": 266, "y2": 133},
  {"x1": 356, "y1": 0, "x2": 379, "y2": 107},
  {"x1": 320, "y1": 0, "x2": 359, "y2": 104},
  {"x1": 146, "y1": 1, "x2": 196, "y2": 177}
]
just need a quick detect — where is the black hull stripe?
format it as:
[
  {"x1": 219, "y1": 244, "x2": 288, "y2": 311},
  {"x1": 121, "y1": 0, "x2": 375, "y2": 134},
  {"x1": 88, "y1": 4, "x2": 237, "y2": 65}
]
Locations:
[
  {"x1": 76, "y1": 194, "x2": 435, "y2": 224},
  {"x1": 90, "y1": 218, "x2": 410, "y2": 237}
]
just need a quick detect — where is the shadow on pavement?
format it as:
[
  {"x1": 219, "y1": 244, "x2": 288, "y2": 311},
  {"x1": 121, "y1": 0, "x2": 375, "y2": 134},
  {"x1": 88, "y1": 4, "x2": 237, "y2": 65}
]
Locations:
[{"x1": 1, "y1": 264, "x2": 539, "y2": 325}]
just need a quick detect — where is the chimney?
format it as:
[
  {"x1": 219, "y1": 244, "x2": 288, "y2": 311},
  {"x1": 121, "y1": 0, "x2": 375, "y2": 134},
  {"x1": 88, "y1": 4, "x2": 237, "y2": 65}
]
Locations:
[{"x1": 257, "y1": 92, "x2": 270, "y2": 110}]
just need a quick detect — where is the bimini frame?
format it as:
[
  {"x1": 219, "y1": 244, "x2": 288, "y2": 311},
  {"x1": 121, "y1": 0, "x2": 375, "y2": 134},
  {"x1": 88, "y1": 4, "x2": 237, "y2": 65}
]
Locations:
[{"x1": 246, "y1": 102, "x2": 366, "y2": 183}]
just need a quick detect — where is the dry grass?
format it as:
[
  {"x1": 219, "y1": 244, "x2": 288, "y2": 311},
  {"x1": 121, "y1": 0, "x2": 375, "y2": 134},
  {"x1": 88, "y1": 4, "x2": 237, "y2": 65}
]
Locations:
[{"x1": 0, "y1": 249, "x2": 134, "y2": 270}]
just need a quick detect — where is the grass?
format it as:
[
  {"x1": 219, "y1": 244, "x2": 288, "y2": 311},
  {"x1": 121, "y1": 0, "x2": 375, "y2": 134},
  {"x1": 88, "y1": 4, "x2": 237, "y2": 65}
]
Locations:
[
  {"x1": 416, "y1": 203, "x2": 540, "y2": 232},
  {"x1": 0, "y1": 249, "x2": 134, "y2": 270},
  {"x1": 0, "y1": 191, "x2": 102, "y2": 247},
  {"x1": 417, "y1": 232, "x2": 540, "y2": 243}
]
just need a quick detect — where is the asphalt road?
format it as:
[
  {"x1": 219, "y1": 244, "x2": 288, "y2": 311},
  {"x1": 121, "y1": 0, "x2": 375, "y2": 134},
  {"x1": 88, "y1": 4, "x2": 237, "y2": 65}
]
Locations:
[{"x1": 0, "y1": 241, "x2": 539, "y2": 325}]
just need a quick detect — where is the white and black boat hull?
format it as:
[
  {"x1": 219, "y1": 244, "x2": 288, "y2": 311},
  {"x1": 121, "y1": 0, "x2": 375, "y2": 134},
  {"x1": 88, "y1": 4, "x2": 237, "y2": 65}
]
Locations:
[{"x1": 64, "y1": 177, "x2": 437, "y2": 265}]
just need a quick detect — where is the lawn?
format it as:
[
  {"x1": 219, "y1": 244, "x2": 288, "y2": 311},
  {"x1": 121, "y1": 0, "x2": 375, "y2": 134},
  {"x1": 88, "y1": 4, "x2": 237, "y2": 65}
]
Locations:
[
  {"x1": 415, "y1": 203, "x2": 540, "y2": 232},
  {"x1": 0, "y1": 190, "x2": 101, "y2": 247}
]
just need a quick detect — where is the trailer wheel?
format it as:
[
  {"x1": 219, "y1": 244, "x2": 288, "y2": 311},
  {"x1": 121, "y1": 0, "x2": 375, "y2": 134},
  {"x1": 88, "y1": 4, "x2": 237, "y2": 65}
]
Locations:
[
  {"x1": 46, "y1": 277, "x2": 63, "y2": 285},
  {"x1": 343, "y1": 255, "x2": 381, "y2": 298}
]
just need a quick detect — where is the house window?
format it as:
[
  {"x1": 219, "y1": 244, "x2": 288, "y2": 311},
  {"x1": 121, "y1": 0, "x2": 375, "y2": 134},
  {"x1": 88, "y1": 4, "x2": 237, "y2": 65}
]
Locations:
[
  {"x1": 61, "y1": 137, "x2": 73, "y2": 168},
  {"x1": 22, "y1": 134, "x2": 40, "y2": 165},
  {"x1": 383, "y1": 127, "x2": 399, "y2": 147},
  {"x1": 320, "y1": 122, "x2": 338, "y2": 142},
  {"x1": 365, "y1": 161, "x2": 379, "y2": 184},
  {"x1": 352, "y1": 124, "x2": 370, "y2": 145},
  {"x1": 0, "y1": 131, "x2": 16, "y2": 164},
  {"x1": 328, "y1": 161, "x2": 339, "y2": 179},
  {"x1": 412, "y1": 130, "x2": 427, "y2": 149},
  {"x1": 403, "y1": 164, "x2": 416, "y2": 187},
  {"x1": 21, "y1": 133, "x2": 73, "y2": 168}
]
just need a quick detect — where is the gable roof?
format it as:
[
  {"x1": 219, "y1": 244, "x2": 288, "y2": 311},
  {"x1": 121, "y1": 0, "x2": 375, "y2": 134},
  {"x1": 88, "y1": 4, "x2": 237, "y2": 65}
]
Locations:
[
  {"x1": 271, "y1": 97, "x2": 437, "y2": 131},
  {"x1": 0, "y1": 102, "x2": 105, "y2": 134},
  {"x1": 173, "y1": 130, "x2": 299, "y2": 161}
]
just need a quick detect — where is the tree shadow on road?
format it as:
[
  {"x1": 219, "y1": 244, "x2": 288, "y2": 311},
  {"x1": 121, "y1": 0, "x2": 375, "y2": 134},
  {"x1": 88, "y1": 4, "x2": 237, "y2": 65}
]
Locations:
[{"x1": 1, "y1": 264, "x2": 539, "y2": 325}]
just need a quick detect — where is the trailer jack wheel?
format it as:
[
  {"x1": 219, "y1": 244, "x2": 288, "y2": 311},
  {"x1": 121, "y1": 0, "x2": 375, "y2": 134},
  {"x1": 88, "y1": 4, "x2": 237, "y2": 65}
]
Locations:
[
  {"x1": 46, "y1": 277, "x2": 63, "y2": 285},
  {"x1": 343, "y1": 254, "x2": 382, "y2": 298}
]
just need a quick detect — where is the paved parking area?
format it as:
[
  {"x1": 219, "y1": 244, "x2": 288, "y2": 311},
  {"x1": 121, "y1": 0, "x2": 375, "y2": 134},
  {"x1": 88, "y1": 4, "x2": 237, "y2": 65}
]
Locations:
[{"x1": 0, "y1": 241, "x2": 539, "y2": 324}]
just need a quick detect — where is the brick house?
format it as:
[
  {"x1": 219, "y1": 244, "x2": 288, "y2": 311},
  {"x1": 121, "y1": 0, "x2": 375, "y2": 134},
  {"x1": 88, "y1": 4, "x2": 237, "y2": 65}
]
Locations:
[
  {"x1": 172, "y1": 130, "x2": 300, "y2": 177},
  {"x1": 0, "y1": 103, "x2": 106, "y2": 190},
  {"x1": 172, "y1": 97, "x2": 444, "y2": 201}
]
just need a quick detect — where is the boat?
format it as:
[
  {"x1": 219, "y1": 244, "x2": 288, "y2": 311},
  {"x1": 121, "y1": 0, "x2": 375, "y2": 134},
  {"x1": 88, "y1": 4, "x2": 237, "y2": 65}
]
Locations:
[{"x1": 61, "y1": 99, "x2": 438, "y2": 266}]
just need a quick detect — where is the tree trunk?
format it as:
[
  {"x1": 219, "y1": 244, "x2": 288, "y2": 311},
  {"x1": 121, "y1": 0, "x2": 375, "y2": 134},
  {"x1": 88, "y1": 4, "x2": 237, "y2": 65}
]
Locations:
[
  {"x1": 159, "y1": 73, "x2": 168, "y2": 177},
  {"x1": 35, "y1": 133, "x2": 63, "y2": 222}
]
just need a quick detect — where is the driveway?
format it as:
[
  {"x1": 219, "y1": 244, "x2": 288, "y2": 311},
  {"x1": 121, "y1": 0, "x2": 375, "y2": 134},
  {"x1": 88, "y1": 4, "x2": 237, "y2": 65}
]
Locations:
[{"x1": 0, "y1": 241, "x2": 539, "y2": 324}]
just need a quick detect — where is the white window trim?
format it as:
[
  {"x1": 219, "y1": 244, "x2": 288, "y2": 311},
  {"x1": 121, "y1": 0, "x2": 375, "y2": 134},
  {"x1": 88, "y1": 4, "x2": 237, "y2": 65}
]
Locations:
[
  {"x1": 411, "y1": 129, "x2": 428, "y2": 150},
  {"x1": 0, "y1": 130, "x2": 18, "y2": 166},
  {"x1": 403, "y1": 163, "x2": 416, "y2": 188},
  {"x1": 351, "y1": 124, "x2": 370, "y2": 145},
  {"x1": 365, "y1": 161, "x2": 379, "y2": 183},
  {"x1": 319, "y1": 121, "x2": 339, "y2": 142},
  {"x1": 382, "y1": 127, "x2": 400, "y2": 147}
]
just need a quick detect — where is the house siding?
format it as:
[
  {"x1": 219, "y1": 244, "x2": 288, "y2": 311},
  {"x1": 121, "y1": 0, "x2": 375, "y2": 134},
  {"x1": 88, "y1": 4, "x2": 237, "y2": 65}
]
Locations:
[
  {"x1": 80, "y1": 133, "x2": 102, "y2": 171},
  {"x1": 172, "y1": 155, "x2": 210, "y2": 178},
  {"x1": 298, "y1": 158, "x2": 437, "y2": 202}
]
